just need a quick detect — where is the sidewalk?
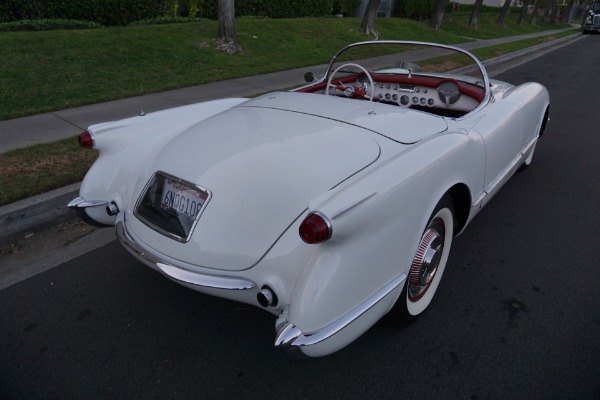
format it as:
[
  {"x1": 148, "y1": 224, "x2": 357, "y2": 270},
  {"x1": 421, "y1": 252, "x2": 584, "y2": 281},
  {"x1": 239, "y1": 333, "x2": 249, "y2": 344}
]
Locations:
[{"x1": 0, "y1": 28, "x2": 582, "y2": 244}]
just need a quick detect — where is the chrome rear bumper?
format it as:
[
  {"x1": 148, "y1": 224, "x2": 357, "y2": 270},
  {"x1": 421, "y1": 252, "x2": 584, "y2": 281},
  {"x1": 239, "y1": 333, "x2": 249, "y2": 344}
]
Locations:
[
  {"x1": 115, "y1": 213, "x2": 256, "y2": 290},
  {"x1": 116, "y1": 212, "x2": 405, "y2": 358}
]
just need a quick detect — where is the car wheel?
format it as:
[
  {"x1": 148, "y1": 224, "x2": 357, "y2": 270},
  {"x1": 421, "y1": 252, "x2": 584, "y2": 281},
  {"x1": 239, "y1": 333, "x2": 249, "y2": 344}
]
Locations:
[{"x1": 388, "y1": 195, "x2": 455, "y2": 326}]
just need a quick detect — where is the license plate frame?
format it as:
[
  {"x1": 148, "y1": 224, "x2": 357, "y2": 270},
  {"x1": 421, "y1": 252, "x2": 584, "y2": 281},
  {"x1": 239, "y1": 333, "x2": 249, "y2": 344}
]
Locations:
[{"x1": 134, "y1": 171, "x2": 211, "y2": 242}]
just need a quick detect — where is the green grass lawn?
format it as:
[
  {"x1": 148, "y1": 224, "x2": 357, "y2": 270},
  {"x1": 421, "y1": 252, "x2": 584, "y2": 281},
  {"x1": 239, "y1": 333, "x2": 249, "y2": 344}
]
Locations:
[
  {"x1": 0, "y1": 13, "x2": 570, "y2": 121},
  {"x1": 0, "y1": 138, "x2": 98, "y2": 206},
  {"x1": 0, "y1": 13, "x2": 575, "y2": 206}
]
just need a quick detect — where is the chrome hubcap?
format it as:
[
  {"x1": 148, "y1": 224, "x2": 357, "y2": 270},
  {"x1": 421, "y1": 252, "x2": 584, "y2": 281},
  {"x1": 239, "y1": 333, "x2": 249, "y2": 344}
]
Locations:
[{"x1": 408, "y1": 219, "x2": 445, "y2": 301}]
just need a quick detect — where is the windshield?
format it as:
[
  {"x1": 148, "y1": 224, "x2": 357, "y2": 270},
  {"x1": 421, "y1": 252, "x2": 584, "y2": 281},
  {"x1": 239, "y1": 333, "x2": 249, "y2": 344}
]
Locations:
[
  {"x1": 306, "y1": 41, "x2": 490, "y2": 117},
  {"x1": 294, "y1": 41, "x2": 490, "y2": 118},
  {"x1": 327, "y1": 41, "x2": 487, "y2": 89}
]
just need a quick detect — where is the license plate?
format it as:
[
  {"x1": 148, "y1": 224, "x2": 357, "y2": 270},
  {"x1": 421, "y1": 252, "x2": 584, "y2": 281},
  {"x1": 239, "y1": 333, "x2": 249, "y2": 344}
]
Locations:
[
  {"x1": 135, "y1": 172, "x2": 211, "y2": 242},
  {"x1": 161, "y1": 178, "x2": 208, "y2": 221}
]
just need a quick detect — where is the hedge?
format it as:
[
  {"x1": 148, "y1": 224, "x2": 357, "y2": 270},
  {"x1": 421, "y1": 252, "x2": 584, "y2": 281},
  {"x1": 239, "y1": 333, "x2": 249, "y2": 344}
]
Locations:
[
  {"x1": 0, "y1": 0, "x2": 359, "y2": 26},
  {"x1": 392, "y1": 0, "x2": 511, "y2": 21},
  {"x1": 175, "y1": 0, "x2": 358, "y2": 19},
  {"x1": 0, "y1": 18, "x2": 102, "y2": 31},
  {"x1": 1, "y1": 0, "x2": 175, "y2": 26}
]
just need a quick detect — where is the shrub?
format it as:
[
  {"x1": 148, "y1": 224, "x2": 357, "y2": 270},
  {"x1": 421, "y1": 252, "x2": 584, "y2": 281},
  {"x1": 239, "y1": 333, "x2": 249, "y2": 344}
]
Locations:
[
  {"x1": 392, "y1": 0, "x2": 438, "y2": 20},
  {"x1": 0, "y1": 0, "x2": 173, "y2": 26},
  {"x1": 171, "y1": 0, "x2": 358, "y2": 19},
  {"x1": 0, "y1": 0, "x2": 359, "y2": 26},
  {"x1": 0, "y1": 18, "x2": 102, "y2": 31},
  {"x1": 129, "y1": 16, "x2": 204, "y2": 25}
]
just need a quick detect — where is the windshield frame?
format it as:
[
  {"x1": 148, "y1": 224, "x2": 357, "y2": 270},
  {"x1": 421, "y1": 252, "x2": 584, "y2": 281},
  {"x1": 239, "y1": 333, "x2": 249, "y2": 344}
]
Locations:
[{"x1": 320, "y1": 40, "x2": 491, "y2": 120}]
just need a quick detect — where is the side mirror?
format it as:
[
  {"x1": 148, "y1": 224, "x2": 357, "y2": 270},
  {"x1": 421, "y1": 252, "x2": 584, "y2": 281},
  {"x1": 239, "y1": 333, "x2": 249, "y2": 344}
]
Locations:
[{"x1": 304, "y1": 72, "x2": 316, "y2": 83}]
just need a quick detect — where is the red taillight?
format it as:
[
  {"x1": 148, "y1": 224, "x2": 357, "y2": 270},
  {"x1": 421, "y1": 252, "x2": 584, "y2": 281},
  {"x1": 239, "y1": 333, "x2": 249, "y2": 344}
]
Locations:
[
  {"x1": 78, "y1": 131, "x2": 94, "y2": 149},
  {"x1": 299, "y1": 212, "x2": 332, "y2": 244}
]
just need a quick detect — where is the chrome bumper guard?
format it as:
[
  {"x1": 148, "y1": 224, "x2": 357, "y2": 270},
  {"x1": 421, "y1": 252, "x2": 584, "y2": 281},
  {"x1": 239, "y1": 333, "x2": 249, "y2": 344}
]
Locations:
[
  {"x1": 115, "y1": 213, "x2": 256, "y2": 290},
  {"x1": 274, "y1": 273, "x2": 406, "y2": 354},
  {"x1": 68, "y1": 196, "x2": 112, "y2": 227},
  {"x1": 68, "y1": 197, "x2": 108, "y2": 209}
]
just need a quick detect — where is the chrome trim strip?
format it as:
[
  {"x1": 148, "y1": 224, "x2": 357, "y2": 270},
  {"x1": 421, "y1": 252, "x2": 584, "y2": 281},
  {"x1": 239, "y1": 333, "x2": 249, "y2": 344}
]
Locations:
[
  {"x1": 484, "y1": 136, "x2": 539, "y2": 196},
  {"x1": 473, "y1": 136, "x2": 538, "y2": 209},
  {"x1": 274, "y1": 272, "x2": 406, "y2": 349},
  {"x1": 330, "y1": 191, "x2": 378, "y2": 219},
  {"x1": 473, "y1": 192, "x2": 486, "y2": 208},
  {"x1": 67, "y1": 197, "x2": 108, "y2": 209},
  {"x1": 520, "y1": 136, "x2": 538, "y2": 157},
  {"x1": 116, "y1": 213, "x2": 256, "y2": 290}
]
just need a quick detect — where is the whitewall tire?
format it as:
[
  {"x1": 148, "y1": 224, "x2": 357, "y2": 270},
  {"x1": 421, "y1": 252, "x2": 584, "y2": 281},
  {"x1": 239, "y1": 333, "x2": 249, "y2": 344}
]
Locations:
[{"x1": 388, "y1": 196, "x2": 454, "y2": 326}]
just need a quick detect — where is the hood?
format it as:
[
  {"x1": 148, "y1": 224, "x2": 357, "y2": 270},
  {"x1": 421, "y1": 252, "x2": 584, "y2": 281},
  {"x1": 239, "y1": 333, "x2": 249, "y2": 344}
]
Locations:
[{"x1": 129, "y1": 105, "x2": 381, "y2": 271}]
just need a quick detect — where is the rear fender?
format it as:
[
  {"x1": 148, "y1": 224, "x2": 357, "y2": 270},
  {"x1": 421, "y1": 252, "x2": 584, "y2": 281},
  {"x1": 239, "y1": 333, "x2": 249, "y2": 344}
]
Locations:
[
  {"x1": 78, "y1": 98, "x2": 248, "y2": 225},
  {"x1": 281, "y1": 131, "x2": 485, "y2": 356}
]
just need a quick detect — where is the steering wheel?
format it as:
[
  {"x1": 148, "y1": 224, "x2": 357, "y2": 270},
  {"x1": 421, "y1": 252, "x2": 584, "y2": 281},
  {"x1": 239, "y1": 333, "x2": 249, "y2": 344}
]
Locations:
[{"x1": 326, "y1": 63, "x2": 374, "y2": 102}]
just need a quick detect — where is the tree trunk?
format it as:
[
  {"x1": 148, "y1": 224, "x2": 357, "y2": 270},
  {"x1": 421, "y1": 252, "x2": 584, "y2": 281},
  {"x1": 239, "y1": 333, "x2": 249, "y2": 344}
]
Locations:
[
  {"x1": 469, "y1": 0, "x2": 485, "y2": 28},
  {"x1": 360, "y1": 0, "x2": 382, "y2": 38},
  {"x1": 552, "y1": 0, "x2": 559, "y2": 21},
  {"x1": 529, "y1": 0, "x2": 539, "y2": 25},
  {"x1": 561, "y1": 0, "x2": 575, "y2": 23},
  {"x1": 176, "y1": 0, "x2": 189, "y2": 17},
  {"x1": 430, "y1": 0, "x2": 450, "y2": 30},
  {"x1": 497, "y1": 0, "x2": 512, "y2": 26},
  {"x1": 542, "y1": 0, "x2": 553, "y2": 23},
  {"x1": 217, "y1": 0, "x2": 241, "y2": 54},
  {"x1": 517, "y1": 0, "x2": 530, "y2": 25}
]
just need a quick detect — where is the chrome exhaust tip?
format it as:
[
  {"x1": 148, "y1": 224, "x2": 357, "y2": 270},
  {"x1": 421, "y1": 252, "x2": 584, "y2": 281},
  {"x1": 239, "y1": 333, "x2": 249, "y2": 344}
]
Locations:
[
  {"x1": 257, "y1": 287, "x2": 277, "y2": 307},
  {"x1": 106, "y1": 202, "x2": 119, "y2": 216}
]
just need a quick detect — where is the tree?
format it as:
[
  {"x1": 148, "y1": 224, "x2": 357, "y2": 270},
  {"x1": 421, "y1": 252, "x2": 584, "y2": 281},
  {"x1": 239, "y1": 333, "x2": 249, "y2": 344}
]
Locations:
[
  {"x1": 517, "y1": 0, "x2": 530, "y2": 25},
  {"x1": 561, "y1": 0, "x2": 576, "y2": 23},
  {"x1": 430, "y1": 0, "x2": 450, "y2": 30},
  {"x1": 551, "y1": 0, "x2": 559, "y2": 21},
  {"x1": 176, "y1": 0, "x2": 189, "y2": 17},
  {"x1": 469, "y1": 0, "x2": 485, "y2": 28},
  {"x1": 542, "y1": 0, "x2": 553, "y2": 23},
  {"x1": 530, "y1": 0, "x2": 540, "y2": 24},
  {"x1": 360, "y1": 0, "x2": 382, "y2": 38},
  {"x1": 497, "y1": 0, "x2": 513, "y2": 26},
  {"x1": 217, "y1": 0, "x2": 241, "y2": 54}
]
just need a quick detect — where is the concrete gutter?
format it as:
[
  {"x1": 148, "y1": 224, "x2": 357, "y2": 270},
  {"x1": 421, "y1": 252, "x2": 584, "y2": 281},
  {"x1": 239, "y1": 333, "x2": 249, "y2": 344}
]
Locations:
[{"x1": 0, "y1": 31, "x2": 584, "y2": 246}]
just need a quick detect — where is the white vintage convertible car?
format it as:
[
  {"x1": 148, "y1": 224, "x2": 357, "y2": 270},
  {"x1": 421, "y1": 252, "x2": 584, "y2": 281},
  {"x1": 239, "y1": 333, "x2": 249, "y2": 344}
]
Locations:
[{"x1": 69, "y1": 41, "x2": 549, "y2": 358}]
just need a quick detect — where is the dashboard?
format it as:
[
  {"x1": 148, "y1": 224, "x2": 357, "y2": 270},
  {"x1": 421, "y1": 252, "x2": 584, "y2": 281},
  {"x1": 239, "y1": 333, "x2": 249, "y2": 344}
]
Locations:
[
  {"x1": 297, "y1": 71, "x2": 484, "y2": 116},
  {"x1": 371, "y1": 80, "x2": 479, "y2": 113}
]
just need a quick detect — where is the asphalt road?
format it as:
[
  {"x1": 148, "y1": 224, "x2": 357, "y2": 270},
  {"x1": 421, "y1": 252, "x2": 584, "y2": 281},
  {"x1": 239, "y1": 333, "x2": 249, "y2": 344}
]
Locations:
[{"x1": 1, "y1": 36, "x2": 599, "y2": 400}]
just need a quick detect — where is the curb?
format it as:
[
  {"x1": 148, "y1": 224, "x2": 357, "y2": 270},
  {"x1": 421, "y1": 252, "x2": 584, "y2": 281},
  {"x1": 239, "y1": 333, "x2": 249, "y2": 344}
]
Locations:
[
  {"x1": 482, "y1": 31, "x2": 583, "y2": 76},
  {"x1": 0, "y1": 183, "x2": 80, "y2": 245},
  {"x1": 0, "y1": 32, "x2": 582, "y2": 246}
]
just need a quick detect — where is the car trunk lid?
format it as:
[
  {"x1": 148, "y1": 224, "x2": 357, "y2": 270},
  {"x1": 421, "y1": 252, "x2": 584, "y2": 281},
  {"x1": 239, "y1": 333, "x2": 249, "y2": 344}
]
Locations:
[{"x1": 127, "y1": 105, "x2": 381, "y2": 271}]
